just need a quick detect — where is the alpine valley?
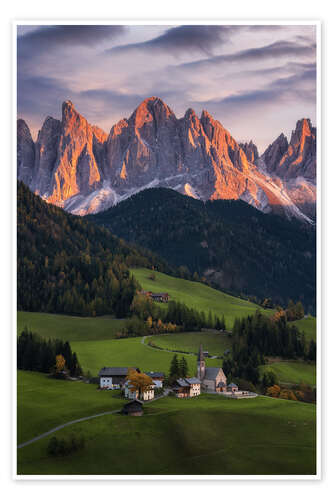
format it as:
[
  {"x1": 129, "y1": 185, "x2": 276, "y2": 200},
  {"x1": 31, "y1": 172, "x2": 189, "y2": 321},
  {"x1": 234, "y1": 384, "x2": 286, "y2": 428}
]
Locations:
[{"x1": 17, "y1": 97, "x2": 316, "y2": 222}]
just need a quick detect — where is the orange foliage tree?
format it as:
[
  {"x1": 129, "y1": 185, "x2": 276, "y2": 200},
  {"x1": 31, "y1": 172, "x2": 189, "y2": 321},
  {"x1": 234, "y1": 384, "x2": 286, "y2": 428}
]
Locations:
[
  {"x1": 126, "y1": 369, "x2": 153, "y2": 397},
  {"x1": 55, "y1": 354, "x2": 66, "y2": 373},
  {"x1": 266, "y1": 384, "x2": 281, "y2": 398}
]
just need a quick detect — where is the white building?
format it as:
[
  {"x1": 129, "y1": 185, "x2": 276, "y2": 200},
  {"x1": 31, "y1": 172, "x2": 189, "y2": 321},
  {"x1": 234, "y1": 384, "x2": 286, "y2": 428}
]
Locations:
[
  {"x1": 124, "y1": 380, "x2": 155, "y2": 401},
  {"x1": 98, "y1": 367, "x2": 138, "y2": 389}
]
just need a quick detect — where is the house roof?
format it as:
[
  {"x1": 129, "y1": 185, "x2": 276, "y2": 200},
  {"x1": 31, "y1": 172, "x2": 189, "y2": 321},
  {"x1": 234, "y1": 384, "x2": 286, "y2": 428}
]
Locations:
[
  {"x1": 99, "y1": 367, "x2": 137, "y2": 377},
  {"x1": 176, "y1": 378, "x2": 190, "y2": 387},
  {"x1": 228, "y1": 382, "x2": 238, "y2": 388},
  {"x1": 123, "y1": 399, "x2": 143, "y2": 409},
  {"x1": 144, "y1": 371, "x2": 165, "y2": 378},
  {"x1": 185, "y1": 377, "x2": 201, "y2": 385},
  {"x1": 204, "y1": 367, "x2": 222, "y2": 381}
]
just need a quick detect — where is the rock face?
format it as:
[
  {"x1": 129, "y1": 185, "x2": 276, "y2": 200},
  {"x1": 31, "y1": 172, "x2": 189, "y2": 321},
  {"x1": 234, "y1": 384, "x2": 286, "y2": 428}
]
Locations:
[
  {"x1": 239, "y1": 141, "x2": 259, "y2": 163},
  {"x1": 17, "y1": 97, "x2": 316, "y2": 222},
  {"x1": 260, "y1": 119, "x2": 316, "y2": 218},
  {"x1": 17, "y1": 119, "x2": 35, "y2": 186}
]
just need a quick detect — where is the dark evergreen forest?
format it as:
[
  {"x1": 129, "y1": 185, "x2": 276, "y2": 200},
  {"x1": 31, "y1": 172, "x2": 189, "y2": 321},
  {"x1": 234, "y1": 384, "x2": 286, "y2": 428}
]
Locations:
[{"x1": 90, "y1": 188, "x2": 316, "y2": 312}]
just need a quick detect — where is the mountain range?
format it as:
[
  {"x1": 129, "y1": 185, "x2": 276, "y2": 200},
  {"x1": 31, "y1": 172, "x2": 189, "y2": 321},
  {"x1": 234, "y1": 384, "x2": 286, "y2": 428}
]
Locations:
[{"x1": 17, "y1": 97, "x2": 316, "y2": 222}]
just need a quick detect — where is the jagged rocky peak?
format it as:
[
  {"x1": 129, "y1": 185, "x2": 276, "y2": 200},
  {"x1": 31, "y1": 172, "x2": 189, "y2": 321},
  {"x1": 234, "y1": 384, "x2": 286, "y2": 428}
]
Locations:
[
  {"x1": 17, "y1": 98, "x2": 316, "y2": 222},
  {"x1": 17, "y1": 119, "x2": 35, "y2": 186},
  {"x1": 261, "y1": 133, "x2": 289, "y2": 173},
  {"x1": 239, "y1": 140, "x2": 259, "y2": 163},
  {"x1": 262, "y1": 119, "x2": 316, "y2": 182},
  {"x1": 130, "y1": 96, "x2": 177, "y2": 128}
]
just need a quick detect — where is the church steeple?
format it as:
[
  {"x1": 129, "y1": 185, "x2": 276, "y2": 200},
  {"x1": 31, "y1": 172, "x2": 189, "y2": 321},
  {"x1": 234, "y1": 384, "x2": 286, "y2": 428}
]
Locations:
[{"x1": 197, "y1": 344, "x2": 206, "y2": 380}]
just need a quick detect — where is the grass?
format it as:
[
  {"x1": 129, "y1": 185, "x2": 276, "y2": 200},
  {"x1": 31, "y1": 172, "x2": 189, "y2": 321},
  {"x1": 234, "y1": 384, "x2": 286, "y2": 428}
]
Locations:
[
  {"x1": 146, "y1": 331, "x2": 232, "y2": 356},
  {"x1": 17, "y1": 311, "x2": 126, "y2": 341},
  {"x1": 292, "y1": 316, "x2": 316, "y2": 342},
  {"x1": 260, "y1": 361, "x2": 316, "y2": 387},
  {"x1": 71, "y1": 336, "x2": 221, "y2": 377},
  {"x1": 17, "y1": 393, "x2": 316, "y2": 476},
  {"x1": 17, "y1": 371, "x2": 124, "y2": 444},
  {"x1": 131, "y1": 268, "x2": 274, "y2": 329}
]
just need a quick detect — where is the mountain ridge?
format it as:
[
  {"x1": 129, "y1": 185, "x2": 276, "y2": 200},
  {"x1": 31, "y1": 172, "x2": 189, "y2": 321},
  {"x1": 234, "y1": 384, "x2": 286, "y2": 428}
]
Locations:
[{"x1": 17, "y1": 97, "x2": 316, "y2": 222}]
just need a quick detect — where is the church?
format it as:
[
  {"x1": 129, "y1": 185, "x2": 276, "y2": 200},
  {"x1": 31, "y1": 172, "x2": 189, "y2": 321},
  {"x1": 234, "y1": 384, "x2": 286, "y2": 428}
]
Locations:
[{"x1": 197, "y1": 344, "x2": 227, "y2": 392}]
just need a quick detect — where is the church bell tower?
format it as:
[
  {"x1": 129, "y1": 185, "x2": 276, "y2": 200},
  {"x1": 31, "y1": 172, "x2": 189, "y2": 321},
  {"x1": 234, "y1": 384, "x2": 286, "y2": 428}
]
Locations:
[{"x1": 197, "y1": 344, "x2": 206, "y2": 380}]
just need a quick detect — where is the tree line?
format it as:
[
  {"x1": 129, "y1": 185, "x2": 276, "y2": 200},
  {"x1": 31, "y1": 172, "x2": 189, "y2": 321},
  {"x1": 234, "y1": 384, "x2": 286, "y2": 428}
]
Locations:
[
  {"x1": 17, "y1": 328, "x2": 82, "y2": 377},
  {"x1": 117, "y1": 294, "x2": 226, "y2": 337},
  {"x1": 222, "y1": 311, "x2": 316, "y2": 385},
  {"x1": 17, "y1": 181, "x2": 169, "y2": 318}
]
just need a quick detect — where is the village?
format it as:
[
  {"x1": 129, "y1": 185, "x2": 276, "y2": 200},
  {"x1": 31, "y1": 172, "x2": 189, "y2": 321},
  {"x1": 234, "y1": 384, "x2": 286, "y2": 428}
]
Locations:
[{"x1": 99, "y1": 344, "x2": 257, "y2": 416}]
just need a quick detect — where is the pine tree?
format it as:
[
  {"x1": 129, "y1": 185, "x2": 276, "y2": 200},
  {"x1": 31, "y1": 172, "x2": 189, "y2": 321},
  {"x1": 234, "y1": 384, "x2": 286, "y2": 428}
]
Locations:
[
  {"x1": 179, "y1": 357, "x2": 188, "y2": 378},
  {"x1": 169, "y1": 354, "x2": 180, "y2": 379}
]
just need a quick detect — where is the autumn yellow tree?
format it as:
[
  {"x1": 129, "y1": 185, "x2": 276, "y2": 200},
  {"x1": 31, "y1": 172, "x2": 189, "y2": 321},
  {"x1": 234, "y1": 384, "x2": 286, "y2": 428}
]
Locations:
[
  {"x1": 55, "y1": 354, "x2": 66, "y2": 373},
  {"x1": 126, "y1": 369, "x2": 153, "y2": 397},
  {"x1": 266, "y1": 384, "x2": 281, "y2": 398}
]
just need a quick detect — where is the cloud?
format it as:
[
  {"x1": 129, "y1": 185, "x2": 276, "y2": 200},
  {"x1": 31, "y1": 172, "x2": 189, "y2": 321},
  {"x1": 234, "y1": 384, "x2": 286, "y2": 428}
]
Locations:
[
  {"x1": 106, "y1": 25, "x2": 242, "y2": 56},
  {"x1": 18, "y1": 25, "x2": 126, "y2": 59},
  {"x1": 195, "y1": 66, "x2": 316, "y2": 113},
  {"x1": 176, "y1": 40, "x2": 316, "y2": 71}
]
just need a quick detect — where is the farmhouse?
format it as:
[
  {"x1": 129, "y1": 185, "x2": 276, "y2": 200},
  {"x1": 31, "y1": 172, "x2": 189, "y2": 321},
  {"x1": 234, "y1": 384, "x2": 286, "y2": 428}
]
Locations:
[
  {"x1": 144, "y1": 371, "x2": 165, "y2": 388},
  {"x1": 173, "y1": 377, "x2": 201, "y2": 398},
  {"x1": 140, "y1": 290, "x2": 169, "y2": 303},
  {"x1": 197, "y1": 344, "x2": 227, "y2": 392},
  {"x1": 98, "y1": 367, "x2": 139, "y2": 389},
  {"x1": 124, "y1": 380, "x2": 155, "y2": 401}
]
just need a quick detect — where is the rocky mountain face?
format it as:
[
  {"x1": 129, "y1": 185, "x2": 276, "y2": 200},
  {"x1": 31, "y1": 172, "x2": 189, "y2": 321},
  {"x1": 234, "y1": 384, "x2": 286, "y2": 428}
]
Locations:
[
  {"x1": 17, "y1": 97, "x2": 316, "y2": 222},
  {"x1": 259, "y1": 119, "x2": 316, "y2": 218},
  {"x1": 239, "y1": 141, "x2": 259, "y2": 163}
]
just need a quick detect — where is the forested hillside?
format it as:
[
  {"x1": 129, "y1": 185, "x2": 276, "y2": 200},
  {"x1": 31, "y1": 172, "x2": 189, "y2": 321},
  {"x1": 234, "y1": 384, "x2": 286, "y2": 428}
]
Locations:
[
  {"x1": 17, "y1": 182, "x2": 169, "y2": 317},
  {"x1": 90, "y1": 188, "x2": 316, "y2": 313}
]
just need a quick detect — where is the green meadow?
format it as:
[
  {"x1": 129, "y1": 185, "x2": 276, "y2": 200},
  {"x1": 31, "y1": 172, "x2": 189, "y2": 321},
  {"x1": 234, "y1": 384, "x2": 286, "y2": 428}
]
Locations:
[
  {"x1": 17, "y1": 311, "x2": 125, "y2": 341},
  {"x1": 17, "y1": 371, "x2": 124, "y2": 444},
  {"x1": 292, "y1": 316, "x2": 317, "y2": 341},
  {"x1": 131, "y1": 268, "x2": 273, "y2": 329},
  {"x1": 260, "y1": 361, "x2": 316, "y2": 387},
  {"x1": 17, "y1": 392, "x2": 316, "y2": 476},
  {"x1": 146, "y1": 331, "x2": 232, "y2": 356},
  {"x1": 71, "y1": 337, "x2": 221, "y2": 377}
]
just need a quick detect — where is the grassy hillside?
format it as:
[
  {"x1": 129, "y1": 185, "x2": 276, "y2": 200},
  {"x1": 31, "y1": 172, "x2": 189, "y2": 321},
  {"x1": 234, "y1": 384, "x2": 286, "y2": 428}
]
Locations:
[
  {"x1": 260, "y1": 361, "x2": 316, "y2": 387},
  {"x1": 17, "y1": 393, "x2": 316, "y2": 475},
  {"x1": 17, "y1": 371, "x2": 124, "y2": 444},
  {"x1": 131, "y1": 268, "x2": 273, "y2": 330},
  {"x1": 17, "y1": 311, "x2": 125, "y2": 341},
  {"x1": 146, "y1": 331, "x2": 231, "y2": 356},
  {"x1": 71, "y1": 337, "x2": 221, "y2": 377},
  {"x1": 292, "y1": 316, "x2": 316, "y2": 341}
]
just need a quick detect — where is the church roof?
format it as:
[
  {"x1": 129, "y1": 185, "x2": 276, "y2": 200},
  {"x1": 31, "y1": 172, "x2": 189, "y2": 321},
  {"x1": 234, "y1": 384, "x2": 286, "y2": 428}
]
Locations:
[{"x1": 204, "y1": 367, "x2": 222, "y2": 381}]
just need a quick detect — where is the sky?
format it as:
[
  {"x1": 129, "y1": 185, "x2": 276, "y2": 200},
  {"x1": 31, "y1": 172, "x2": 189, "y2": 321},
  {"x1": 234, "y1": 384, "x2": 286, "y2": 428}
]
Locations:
[{"x1": 17, "y1": 24, "x2": 317, "y2": 153}]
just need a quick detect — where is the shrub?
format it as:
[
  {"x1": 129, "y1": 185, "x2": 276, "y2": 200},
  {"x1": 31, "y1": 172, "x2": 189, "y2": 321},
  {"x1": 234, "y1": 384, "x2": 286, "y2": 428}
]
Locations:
[{"x1": 46, "y1": 434, "x2": 85, "y2": 457}]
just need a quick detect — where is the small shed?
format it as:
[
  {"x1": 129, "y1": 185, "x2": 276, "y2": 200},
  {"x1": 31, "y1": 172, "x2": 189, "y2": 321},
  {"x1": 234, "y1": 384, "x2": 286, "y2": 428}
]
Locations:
[{"x1": 122, "y1": 399, "x2": 144, "y2": 416}]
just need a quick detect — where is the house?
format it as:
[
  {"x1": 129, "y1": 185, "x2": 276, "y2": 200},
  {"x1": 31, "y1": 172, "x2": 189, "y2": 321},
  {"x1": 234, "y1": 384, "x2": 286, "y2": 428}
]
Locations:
[
  {"x1": 227, "y1": 382, "x2": 239, "y2": 393},
  {"x1": 173, "y1": 377, "x2": 201, "y2": 398},
  {"x1": 122, "y1": 399, "x2": 144, "y2": 417},
  {"x1": 124, "y1": 380, "x2": 155, "y2": 401},
  {"x1": 151, "y1": 293, "x2": 169, "y2": 303},
  {"x1": 144, "y1": 371, "x2": 165, "y2": 388},
  {"x1": 140, "y1": 291, "x2": 169, "y2": 302},
  {"x1": 197, "y1": 344, "x2": 227, "y2": 392},
  {"x1": 98, "y1": 367, "x2": 139, "y2": 389}
]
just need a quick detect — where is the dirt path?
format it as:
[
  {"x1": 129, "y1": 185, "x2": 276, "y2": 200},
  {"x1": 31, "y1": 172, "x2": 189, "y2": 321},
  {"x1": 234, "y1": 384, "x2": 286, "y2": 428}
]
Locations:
[{"x1": 141, "y1": 335, "x2": 218, "y2": 358}]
